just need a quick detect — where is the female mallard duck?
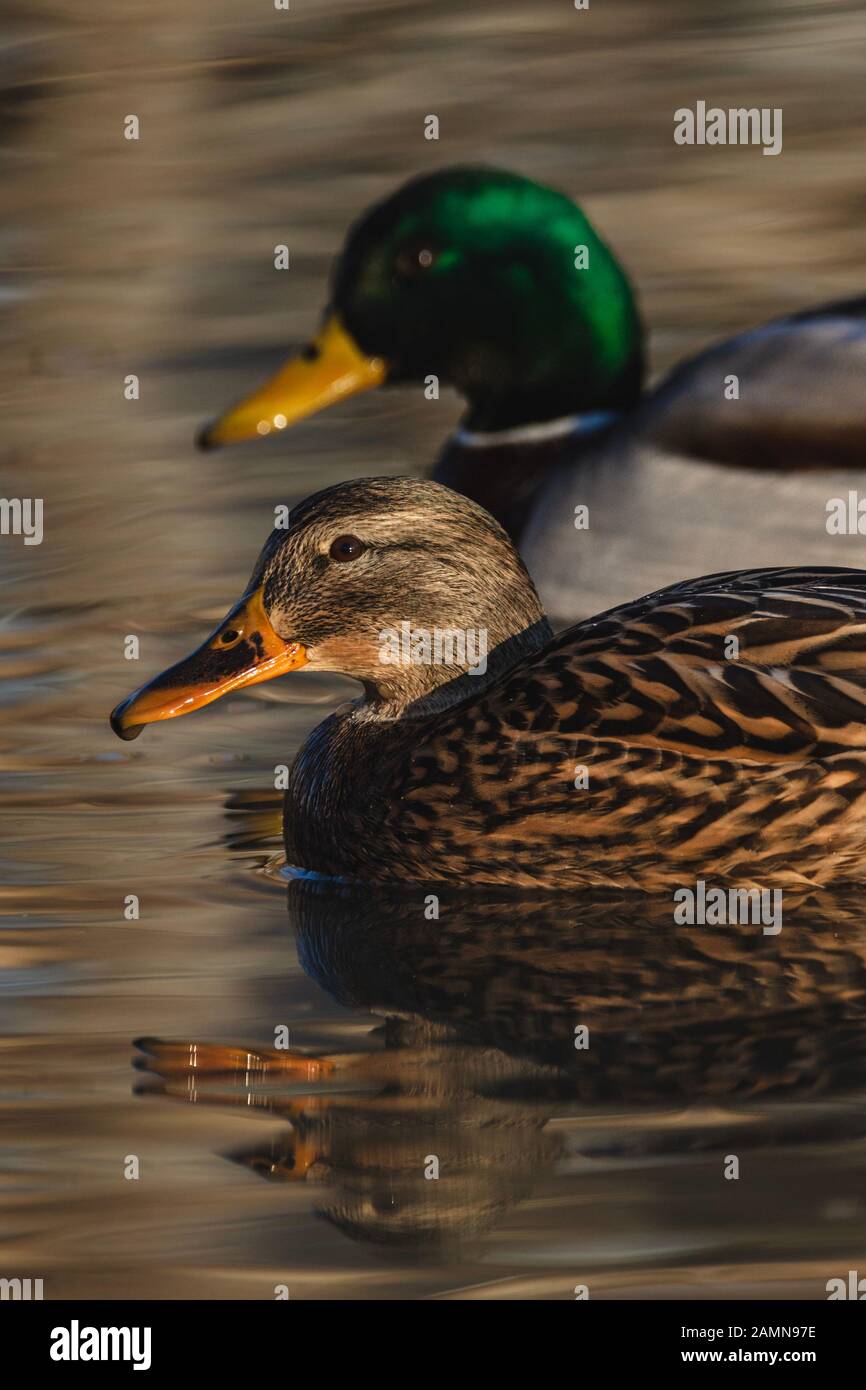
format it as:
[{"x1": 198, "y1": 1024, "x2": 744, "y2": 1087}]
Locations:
[
  {"x1": 111, "y1": 477, "x2": 866, "y2": 891},
  {"x1": 197, "y1": 167, "x2": 866, "y2": 619}
]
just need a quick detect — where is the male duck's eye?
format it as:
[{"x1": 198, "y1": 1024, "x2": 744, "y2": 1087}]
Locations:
[
  {"x1": 393, "y1": 242, "x2": 440, "y2": 279},
  {"x1": 329, "y1": 534, "x2": 366, "y2": 562}
]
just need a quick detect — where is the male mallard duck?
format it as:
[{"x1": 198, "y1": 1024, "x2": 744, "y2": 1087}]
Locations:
[
  {"x1": 111, "y1": 477, "x2": 866, "y2": 890},
  {"x1": 197, "y1": 167, "x2": 866, "y2": 618}
]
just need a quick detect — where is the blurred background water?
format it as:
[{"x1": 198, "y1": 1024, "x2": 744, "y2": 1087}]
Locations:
[{"x1": 2, "y1": 0, "x2": 866, "y2": 1299}]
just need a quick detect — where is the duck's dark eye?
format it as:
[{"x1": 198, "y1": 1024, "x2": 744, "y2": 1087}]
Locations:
[
  {"x1": 329, "y1": 534, "x2": 366, "y2": 562},
  {"x1": 394, "y1": 241, "x2": 440, "y2": 279},
  {"x1": 220, "y1": 628, "x2": 240, "y2": 644}
]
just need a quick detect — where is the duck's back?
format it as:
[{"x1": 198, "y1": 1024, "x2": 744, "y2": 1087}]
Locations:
[{"x1": 522, "y1": 300, "x2": 866, "y2": 620}]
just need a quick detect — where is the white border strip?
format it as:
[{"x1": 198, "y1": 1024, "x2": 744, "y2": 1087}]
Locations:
[{"x1": 454, "y1": 410, "x2": 619, "y2": 449}]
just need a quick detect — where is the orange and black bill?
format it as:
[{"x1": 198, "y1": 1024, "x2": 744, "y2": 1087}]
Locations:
[
  {"x1": 197, "y1": 314, "x2": 387, "y2": 450},
  {"x1": 109, "y1": 587, "x2": 306, "y2": 741}
]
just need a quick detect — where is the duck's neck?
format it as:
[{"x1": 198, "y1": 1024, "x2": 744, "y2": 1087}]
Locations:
[
  {"x1": 433, "y1": 328, "x2": 644, "y2": 541},
  {"x1": 357, "y1": 615, "x2": 553, "y2": 722},
  {"x1": 434, "y1": 407, "x2": 623, "y2": 545},
  {"x1": 461, "y1": 366, "x2": 643, "y2": 434}
]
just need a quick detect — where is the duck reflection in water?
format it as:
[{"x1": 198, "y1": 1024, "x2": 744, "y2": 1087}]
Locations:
[{"x1": 135, "y1": 880, "x2": 866, "y2": 1255}]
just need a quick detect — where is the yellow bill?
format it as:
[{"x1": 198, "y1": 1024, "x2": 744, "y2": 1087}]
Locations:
[{"x1": 197, "y1": 315, "x2": 387, "y2": 449}]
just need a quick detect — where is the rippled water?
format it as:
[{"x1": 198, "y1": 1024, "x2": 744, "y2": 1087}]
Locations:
[{"x1": 3, "y1": 0, "x2": 866, "y2": 1299}]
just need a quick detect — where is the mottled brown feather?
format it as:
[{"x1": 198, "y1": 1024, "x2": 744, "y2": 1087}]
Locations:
[{"x1": 286, "y1": 566, "x2": 866, "y2": 889}]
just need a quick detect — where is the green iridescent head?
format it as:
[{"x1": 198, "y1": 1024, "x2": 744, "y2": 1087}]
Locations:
[{"x1": 200, "y1": 166, "x2": 644, "y2": 445}]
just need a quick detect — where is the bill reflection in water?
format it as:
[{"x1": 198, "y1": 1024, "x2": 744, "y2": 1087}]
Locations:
[{"x1": 134, "y1": 881, "x2": 866, "y2": 1259}]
